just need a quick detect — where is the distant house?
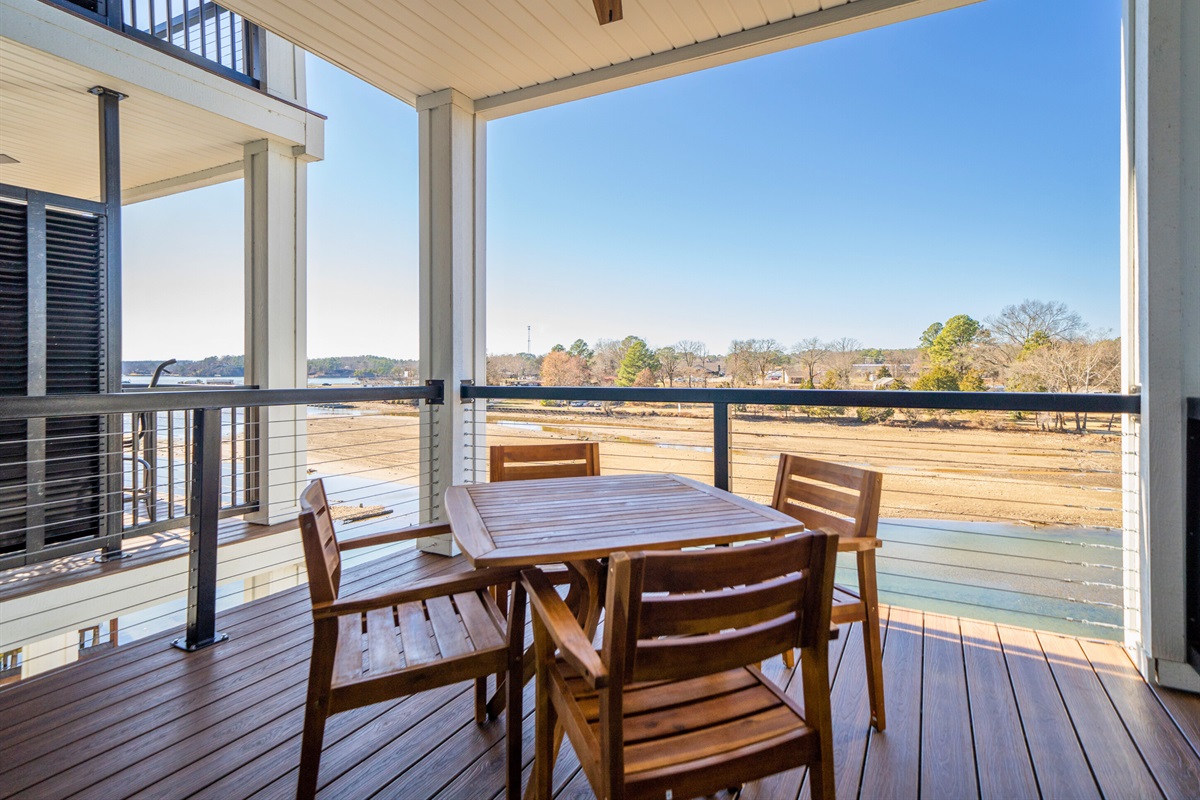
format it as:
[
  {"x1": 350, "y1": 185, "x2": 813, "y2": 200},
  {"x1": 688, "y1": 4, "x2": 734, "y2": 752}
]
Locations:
[
  {"x1": 781, "y1": 370, "x2": 809, "y2": 385},
  {"x1": 872, "y1": 376, "x2": 896, "y2": 389}
]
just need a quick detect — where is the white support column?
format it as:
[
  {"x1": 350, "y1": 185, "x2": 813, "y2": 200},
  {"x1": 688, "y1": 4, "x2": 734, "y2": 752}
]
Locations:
[
  {"x1": 244, "y1": 138, "x2": 308, "y2": 525},
  {"x1": 416, "y1": 89, "x2": 487, "y2": 555},
  {"x1": 1123, "y1": 0, "x2": 1200, "y2": 689}
]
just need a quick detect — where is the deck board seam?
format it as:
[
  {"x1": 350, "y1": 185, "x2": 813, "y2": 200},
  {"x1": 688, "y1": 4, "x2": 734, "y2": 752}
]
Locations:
[
  {"x1": 1019, "y1": 627, "x2": 1104, "y2": 798},
  {"x1": 996, "y1": 624, "x2": 1052, "y2": 800},
  {"x1": 1076, "y1": 641, "x2": 1188, "y2": 800}
]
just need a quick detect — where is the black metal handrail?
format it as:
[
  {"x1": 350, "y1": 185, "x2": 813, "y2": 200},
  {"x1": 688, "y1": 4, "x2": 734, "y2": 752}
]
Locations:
[
  {"x1": 465, "y1": 384, "x2": 1138, "y2": 494},
  {"x1": 0, "y1": 384, "x2": 441, "y2": 420},
  {"x1": 464, "y1": 385, "x2": 1140, "y2": 414}
]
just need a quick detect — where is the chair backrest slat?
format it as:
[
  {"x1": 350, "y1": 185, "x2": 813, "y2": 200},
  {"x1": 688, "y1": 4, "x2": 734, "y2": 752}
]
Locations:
[
  {"x1": 639, "y1": 534, "x2": 814, "y2": 593},
  {"x1": 606, "y1": 533, "x2": 836, "y2": 686},
  {"x1": 633, "y1": 616, "x2": 802, "y2": 683},
  {"x1": 638, "y1": 573, "x2": 805, "y2": 637},
  {"x1": 489, "y1": 442, "x2": 599, "y2": 483},
  {"x1": 771, "y1": 453, "x2": 882, "y2": 541},
  {"x1": 299, "y1": 480, "x2": 341, "y2": 606}
]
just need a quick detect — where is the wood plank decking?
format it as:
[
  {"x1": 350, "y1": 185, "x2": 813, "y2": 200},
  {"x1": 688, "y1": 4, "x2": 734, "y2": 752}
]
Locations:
[{"x1": 2, "y1": 546, "x2": 1199, "y2": 800}]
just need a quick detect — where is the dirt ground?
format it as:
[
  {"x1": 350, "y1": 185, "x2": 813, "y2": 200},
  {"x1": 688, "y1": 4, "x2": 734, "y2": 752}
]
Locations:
[{"x1": 304, "y1": 401, "x2": 1125, "y2": 529}]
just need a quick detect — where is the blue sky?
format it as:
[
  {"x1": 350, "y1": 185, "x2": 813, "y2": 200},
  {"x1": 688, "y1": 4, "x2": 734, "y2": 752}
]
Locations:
[{"x1": 122, "y1": 0, "x2": 1120, "y2": 361}]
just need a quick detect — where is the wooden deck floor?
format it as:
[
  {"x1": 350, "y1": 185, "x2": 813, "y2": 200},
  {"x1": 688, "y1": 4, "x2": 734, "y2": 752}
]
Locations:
[{"x1": 2, "y1": 546, "x2": 1199, "y2": 800}]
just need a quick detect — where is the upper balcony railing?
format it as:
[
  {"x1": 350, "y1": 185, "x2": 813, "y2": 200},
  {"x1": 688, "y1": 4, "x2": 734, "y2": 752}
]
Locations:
[{"x1": 49, "y1": 0, "x2": 263, "y2": 87}]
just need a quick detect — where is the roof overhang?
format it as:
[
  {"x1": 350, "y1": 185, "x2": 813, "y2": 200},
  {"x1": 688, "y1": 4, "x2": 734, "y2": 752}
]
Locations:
[
  {"x1": 216, "y1": 0, "x2": 981, "y2": 119},
  {"x1": 0, "y1": 0, "x2": 324, "y2": 203}
]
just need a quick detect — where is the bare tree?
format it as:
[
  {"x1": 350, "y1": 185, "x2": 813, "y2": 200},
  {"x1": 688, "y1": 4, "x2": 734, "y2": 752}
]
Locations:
[
  {"x1": 1011, "y1": 335, "x2": 1121, "y2": 430},
  {"x1": 540, "y1": 350, "x2": 589, "y2": 386},
  {"x1": 675, "y1": 340, "x2": 707, "y2": 386},
  {"x1": 826, "y1": 337, "x2": 862, "y2": 386},
  {"x1": 487, "y1": 353, "x2": 537, "y2": 384},
  {"x1": 791, "y1": 337, "x2": 828, "y2": 385},
  {"x1": 591, "y1": 339, "x2": 624, "y2": 383},
  {"x1": 728, "y1": 339, "x2": 784, "y2": 386},
  {"x1": 986, "y1": 299, "x2": 1085, "y2": 372},
  {"x1": 656, "y1": 346, "x2": 682, "y2": 387}
]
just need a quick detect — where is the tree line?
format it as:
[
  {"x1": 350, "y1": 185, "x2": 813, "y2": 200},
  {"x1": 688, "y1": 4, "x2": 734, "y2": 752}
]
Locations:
[
  {"x1": 124, "y1": 354, "x2": 419, "y2": 379},
  {"x1": 486, "y1": 299, "x2": 1121, "y2": 430}
]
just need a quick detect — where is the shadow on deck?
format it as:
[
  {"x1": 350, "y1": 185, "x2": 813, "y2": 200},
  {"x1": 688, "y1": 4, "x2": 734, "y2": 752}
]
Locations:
[{"x1": 2, "y1": 545, "x2": 1199, "y2": 799}]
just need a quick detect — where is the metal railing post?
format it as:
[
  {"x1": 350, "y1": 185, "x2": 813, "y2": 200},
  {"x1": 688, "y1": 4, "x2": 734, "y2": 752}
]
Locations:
[
  {"x1": 713, "y1": 402, "x2": 731, "y2": 492},
  {"x1": 173, "y1": 407, "x2": 227, "y2": 651}
]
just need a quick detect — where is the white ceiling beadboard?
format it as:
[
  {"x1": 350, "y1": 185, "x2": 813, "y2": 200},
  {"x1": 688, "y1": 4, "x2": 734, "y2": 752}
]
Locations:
[
  {"x1": 218, "y1": 0, "x2": 979, "y2": 117},
  {"x1": 0, "y1": 38, "x2": 267, "y2": 201}
]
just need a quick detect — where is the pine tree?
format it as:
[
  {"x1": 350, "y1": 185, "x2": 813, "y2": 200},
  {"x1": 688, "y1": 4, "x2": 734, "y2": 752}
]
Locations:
[{"x1": 616, "y1": 339, "x2": 658, "y2": 386}]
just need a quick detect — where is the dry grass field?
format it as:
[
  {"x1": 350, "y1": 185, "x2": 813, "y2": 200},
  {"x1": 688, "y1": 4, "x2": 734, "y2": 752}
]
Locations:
[{"x1": 306, "y1": 401, "x2": 1124, "y2": 530}]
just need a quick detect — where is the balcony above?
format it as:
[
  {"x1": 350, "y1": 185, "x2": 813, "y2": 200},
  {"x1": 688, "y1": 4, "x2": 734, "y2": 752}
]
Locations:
[{"x1": 0, "y1": 0, "x2": 324, "y2": 203}]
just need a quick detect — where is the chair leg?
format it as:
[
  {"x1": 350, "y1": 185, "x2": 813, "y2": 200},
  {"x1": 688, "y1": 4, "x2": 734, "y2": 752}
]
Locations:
[
  {"x1": 475, "y1": 677, "x2": 488, "y2": 724},
  {"x1": 506, "y1": 582, "x2": 528, "y2": 800},
  {"x1": 858, "y1": 549, "x2": 886, "y2": 731},
  {"x1": 782, "y1": 648, "x2": 796, "y2": 669},
  {"x1": 297, "y1": 682, "x2": 331, "y2": 800},
  {"x1": 298, "y1": 626, "x2": 336, "y2": 800}
]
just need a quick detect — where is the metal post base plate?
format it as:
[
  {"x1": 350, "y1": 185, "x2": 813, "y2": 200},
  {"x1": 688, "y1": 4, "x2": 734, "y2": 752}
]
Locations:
[
  {"x1": 93, "y1": 551, "x2": 132, "y2": 563},
  {"x1": 171, "y1": 632, "x2": 229, "y2": 652}
]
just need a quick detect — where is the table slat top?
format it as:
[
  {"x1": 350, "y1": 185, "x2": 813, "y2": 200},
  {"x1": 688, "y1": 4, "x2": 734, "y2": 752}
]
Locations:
[{"x1": 445, "y1": 473, "x2": 804, "y2": 567}]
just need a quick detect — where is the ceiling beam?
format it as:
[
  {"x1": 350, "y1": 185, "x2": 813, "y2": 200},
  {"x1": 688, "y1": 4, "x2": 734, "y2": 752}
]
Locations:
[
  {"x1": 593, "y1": 0, "x2": 622, "y2": 25},
  {"x1": 475, "y1": 0, "x2": 981, "y2": 120}
]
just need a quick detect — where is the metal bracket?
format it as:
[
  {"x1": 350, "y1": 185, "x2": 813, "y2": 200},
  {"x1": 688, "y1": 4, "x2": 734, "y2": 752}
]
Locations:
[
  {"x1": 88, "y1": 86, "x2": 128, "y2": 101},
  {"x1": 425, "y1": 379, "x2": 445, "y2": 405},
  {"x1": 171, "y1": 632, "x2": 228, "y2": 652},
  {"x1": 460, "y1": 379, "x2": 474, "y2": 403}
]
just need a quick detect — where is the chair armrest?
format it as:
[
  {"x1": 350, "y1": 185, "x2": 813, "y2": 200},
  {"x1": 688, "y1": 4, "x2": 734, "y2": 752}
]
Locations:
[
  {"x1": 337, "y1": 522, "x2": 452, "y2": 551},
  {"x1": 314, "y1": 566, "x2": 522, "y2": 619},
  {"x1": 837, "y1": 537, "x2": 881, "y2": 552},
  {"x1": 522, "y1": 568, "x2": 609, "y2": 690}
]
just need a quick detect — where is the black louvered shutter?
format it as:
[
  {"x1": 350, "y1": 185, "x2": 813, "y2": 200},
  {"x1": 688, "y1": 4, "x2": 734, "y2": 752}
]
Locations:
[
  {"x1": 0, "y1": 195, "x2": 109, "y2": 561},
  {"x1": 43, "y1": 209, "x2": 105, "y2": 545},
  {"x1": 0, "y1": 199, "x2": 28, "y2": 553}
]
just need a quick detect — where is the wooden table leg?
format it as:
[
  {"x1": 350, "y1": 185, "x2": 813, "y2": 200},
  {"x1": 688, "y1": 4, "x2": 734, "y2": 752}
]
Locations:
[{"x1": 520, "y1": 563, "x2": 609, "y2": 800}]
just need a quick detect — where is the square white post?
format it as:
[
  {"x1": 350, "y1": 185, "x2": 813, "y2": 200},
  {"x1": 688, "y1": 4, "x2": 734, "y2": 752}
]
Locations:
[
  {"x1": 1122, "y1": 0, "x2": 1200, "y2": 689},
  {"x1": 244, "y1": 138, "x2": 308, "y2": 524},
  {"x1": 417, "y1": 89, "x2": 487, "y2": 554}
]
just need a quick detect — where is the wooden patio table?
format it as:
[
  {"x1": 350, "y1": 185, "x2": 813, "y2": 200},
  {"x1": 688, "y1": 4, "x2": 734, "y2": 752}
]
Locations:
[
  {"x1": 444, "y1": 472, "x2": 804, "y2": 569},
  {"x1": 444, "y1": 472, "x2": 806, "y2": 796}
]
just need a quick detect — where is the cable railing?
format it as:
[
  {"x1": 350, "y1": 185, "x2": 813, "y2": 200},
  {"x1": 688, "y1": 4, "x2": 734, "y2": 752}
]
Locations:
[
  {"x1": 0, "y1": 382, "x2": 1144, "y2": 682},
  {"x1": 0, "y1": 384, "x2": 442, "y2": 680},
  {"x1": 463, "y1": 384, "x2": 1139, "y2": 640}
]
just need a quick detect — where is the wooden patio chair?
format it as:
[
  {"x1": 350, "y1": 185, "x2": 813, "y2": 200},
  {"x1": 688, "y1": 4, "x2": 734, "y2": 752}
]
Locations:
[
  {"x1": 519, "y1": 531, "x2": 840, "y2": 800},
  {"x1": 489, "y1": 441, "x2": 600, "y2": 482},
  {"x1": 295, "y1": 479, "x2": 523, "y2": 800},
  {"x1": 772, "y1": 453, "x2": 887, "y2": 731}
]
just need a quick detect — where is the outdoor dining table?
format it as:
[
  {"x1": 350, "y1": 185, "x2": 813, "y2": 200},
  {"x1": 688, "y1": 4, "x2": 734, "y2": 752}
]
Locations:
[
  {"x1": 444, "y1": 472, "x2": 807, "y2": 796},
  {"x1": 445, "y1": 472, "x2": 805, "y2": 695},
  {"x1": 443, "y1": 472, "x2": 805, "y2": 569}
]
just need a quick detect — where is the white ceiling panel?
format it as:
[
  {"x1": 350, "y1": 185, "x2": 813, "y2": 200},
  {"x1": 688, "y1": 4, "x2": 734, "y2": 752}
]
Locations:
[
  {"x1": 0, "y1": 38, "x2": 268, "y2": 201},
  {"x1": 217, "y1": 0, "x2": 979, "y2": 116}
]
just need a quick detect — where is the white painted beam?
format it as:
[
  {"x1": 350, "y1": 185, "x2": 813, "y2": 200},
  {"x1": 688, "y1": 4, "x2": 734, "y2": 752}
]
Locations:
[
  {"x1": 123, "y1": 161, "x2": 243, "y2": 205},
  {"x1": 1, "y1": 0, "x2": 322, "y2": 148},
  {"x1": 417, "y1": 89, "x2": 487, "y2": 554},
  {"x1": 474, "y1": 0, "x2": 983, "y2": 120}
]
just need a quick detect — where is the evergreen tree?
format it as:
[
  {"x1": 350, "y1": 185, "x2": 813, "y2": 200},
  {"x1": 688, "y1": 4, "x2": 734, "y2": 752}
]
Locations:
[{"x1": 616, "y1": 338, "x2": 658, "y2": 386}]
